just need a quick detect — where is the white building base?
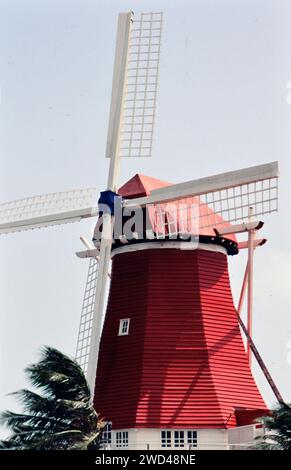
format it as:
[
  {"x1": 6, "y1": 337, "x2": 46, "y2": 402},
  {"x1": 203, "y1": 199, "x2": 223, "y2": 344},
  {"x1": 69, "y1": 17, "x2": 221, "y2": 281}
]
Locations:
[{"x1": 101, "y1": 425, "x2": 264, "y2": 450}]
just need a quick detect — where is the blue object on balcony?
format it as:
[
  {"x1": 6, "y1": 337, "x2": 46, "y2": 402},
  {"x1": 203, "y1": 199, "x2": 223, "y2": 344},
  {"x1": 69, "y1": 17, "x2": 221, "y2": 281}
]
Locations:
[{"x1": 98, "y1": 190, "x2": 122, "y2": 217}]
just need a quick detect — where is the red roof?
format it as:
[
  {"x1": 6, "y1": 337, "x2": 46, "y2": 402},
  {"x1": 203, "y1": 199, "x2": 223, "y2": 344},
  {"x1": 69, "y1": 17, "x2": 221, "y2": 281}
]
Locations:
[
  {"x1": 119, "y1": 174, "x2": 170, "y2": 199},
  {"x1": 119, "y1": 174, "x2": 237, "y2": 243}
]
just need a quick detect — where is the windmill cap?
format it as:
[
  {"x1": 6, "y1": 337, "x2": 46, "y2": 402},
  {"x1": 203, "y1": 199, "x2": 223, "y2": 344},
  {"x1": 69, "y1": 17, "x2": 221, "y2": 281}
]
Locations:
[{"x1": 118, "y1": 174, "x2": 238, "y2": 246}]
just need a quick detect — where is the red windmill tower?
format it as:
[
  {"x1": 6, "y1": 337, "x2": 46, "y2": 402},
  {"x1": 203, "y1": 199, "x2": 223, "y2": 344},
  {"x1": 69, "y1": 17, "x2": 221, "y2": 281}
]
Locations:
[
  {"x1": 90, "y1": 169, "x2": 281, "y2": 450},
  {"x1": 0, "y1": 11, "x2": 281, "y2": 451}
]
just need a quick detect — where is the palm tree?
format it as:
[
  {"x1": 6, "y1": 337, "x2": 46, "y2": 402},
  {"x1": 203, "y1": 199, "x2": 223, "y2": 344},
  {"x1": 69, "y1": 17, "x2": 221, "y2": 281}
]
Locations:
[
  {"x1": 255, "y1": 402, "x2": 291, "y2": 450},
  {"x1": 0, "y1": 346, "x2": 105, "y2": 450}
]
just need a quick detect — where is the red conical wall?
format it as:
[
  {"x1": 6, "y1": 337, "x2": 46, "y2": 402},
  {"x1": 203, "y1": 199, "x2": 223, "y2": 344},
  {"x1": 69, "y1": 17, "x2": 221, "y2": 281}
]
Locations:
[{"x1": 93, "y1": 246, "x2": 268, "y2": 429}]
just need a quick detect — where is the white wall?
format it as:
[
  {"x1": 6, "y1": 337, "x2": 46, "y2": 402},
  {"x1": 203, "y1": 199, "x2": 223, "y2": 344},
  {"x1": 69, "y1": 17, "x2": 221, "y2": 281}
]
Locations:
[
  {"x1": 228, "y1": 424, "x2": 264, "y2": 449},
  {"x1": 106, "y1": 426, "x2": 264, "y2": 450},
  {"x1": 108, "y1": 428, "x2": 229, "y2": 450}
]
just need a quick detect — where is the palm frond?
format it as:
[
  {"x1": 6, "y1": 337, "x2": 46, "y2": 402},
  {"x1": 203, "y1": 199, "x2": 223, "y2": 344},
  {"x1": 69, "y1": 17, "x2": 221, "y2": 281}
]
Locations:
[
  {"x1": 0, "y1": 346, "x2": 105, "y2": 450},
  {"x1": 254, "y1": 402, "x2": 291, "y2": 450},
  {"x1": 25, "y1": 346, "x2": 90, "y2": 402}
]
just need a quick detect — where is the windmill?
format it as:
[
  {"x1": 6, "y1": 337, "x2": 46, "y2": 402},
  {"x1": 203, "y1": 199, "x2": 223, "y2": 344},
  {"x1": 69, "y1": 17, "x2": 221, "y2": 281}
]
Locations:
[{"x1": 0, "y1": 11, "x2": 283, "y2": 450}]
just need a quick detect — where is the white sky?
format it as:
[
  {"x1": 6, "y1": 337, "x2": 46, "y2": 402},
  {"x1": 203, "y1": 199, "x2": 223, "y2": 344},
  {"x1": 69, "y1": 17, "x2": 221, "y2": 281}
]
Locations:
[{"x1": 0, "y1": 0, "x2": 291, "y2": 426}]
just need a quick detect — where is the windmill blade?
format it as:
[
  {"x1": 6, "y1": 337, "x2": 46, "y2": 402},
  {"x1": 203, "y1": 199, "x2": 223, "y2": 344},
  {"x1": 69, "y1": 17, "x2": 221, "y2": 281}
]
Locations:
[
  {"x1": 85, "y1": 215, "x2": 113, "y2": 392},
  {"x1": 0, "y1": 188, "x2": 98, "y2": 234},
  {"x1": 75, "y1": 227, "x2": 113, "y2": 381},
  {"x1": 75, "y1": 257, "x2": 99, "y2": 374},
  {"x1": 106, "y1": 12, "x2": 163, "y2": 159},
  {"x1": 124, "y1": 162, "x2": 278, "y2": 206},
  {"x1": 124, "y1": 162, "x2": 279, "y2": 230}
]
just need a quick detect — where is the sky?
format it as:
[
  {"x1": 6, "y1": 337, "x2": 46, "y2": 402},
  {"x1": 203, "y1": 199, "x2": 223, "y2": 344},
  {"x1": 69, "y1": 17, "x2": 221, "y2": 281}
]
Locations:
[{"x1": 0, "y1": 0, "x2": 291, "y2": 430}]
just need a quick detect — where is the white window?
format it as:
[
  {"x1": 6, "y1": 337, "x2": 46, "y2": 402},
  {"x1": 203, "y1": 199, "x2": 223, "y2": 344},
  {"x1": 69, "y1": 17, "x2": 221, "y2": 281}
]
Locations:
[
  {"x1": 174, "y1": 430, "x2": 185, "y2": 447},
  {"x1": 161, "y1": 430, "x2": 171, "y2": 447},
  {"x1": 161, "y1": 430, "x2": 197, "y2": 449},
  {"x1": 187, "y1": 430, "x2": 198, "y2": 448},
  {"x1": 116, "y1": 431, "x2": 129, "y2": 448},
  {"x1": 101, "y1": 422, "x2": 112, "y2": 448},
  {"x1": 118, "y1": 318, "x2": 130, "y2": 336},
  {"x1": 102, "y1": 430, "x2": 112, "y2": 445}
]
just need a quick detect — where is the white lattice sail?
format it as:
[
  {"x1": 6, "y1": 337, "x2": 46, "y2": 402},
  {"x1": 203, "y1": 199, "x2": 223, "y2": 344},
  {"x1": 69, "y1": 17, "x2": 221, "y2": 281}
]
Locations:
[
  {"x1": 198, "y1": 176, "x2": 278, "y2": 230},
  {"x1": 106, "y1": 12, "x2": 163, "y2": 159},
  {"x1": 75, "y1": 258, "x2": 99, "y2": 373},
  {"x1": 121, "y1": 162, "x2": 279, "y2": 240},
  {"x1": 0, "y1": 188, "x2": 98, "y2": 234}
]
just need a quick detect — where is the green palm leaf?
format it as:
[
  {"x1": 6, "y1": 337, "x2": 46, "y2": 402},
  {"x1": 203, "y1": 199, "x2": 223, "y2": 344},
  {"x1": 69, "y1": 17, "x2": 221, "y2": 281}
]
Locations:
[
  {"x1": 0, "y1": 346, "x2": 105, "y2": 450},
  {"x1": 254, "y1": 403, "x2": 291, "y2": 450}
]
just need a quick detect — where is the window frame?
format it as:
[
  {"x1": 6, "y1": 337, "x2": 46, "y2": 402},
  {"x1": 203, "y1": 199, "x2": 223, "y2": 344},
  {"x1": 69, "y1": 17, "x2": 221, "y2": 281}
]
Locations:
[
  {"x1": 116, "y1": 431, "x2": 129, "y2": 448},
  {"x1": 187, "y1": 430, "x2": 198, "y2": 448},
  {"x1": 101, "y1": 422, "x2": 112, "y2": 447},
  {"x1": 161, "y1": 430, "x2": 172, "y2": 448},
  {"x1": 161, "y1": 430, "x2": 198, "y2": 449},
  {"x1": 174, "y1": 430, "x2": 185, "y2": 447},
  {"x1": 118, "y1": 318, "x2": 130, "y2": 336}
]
